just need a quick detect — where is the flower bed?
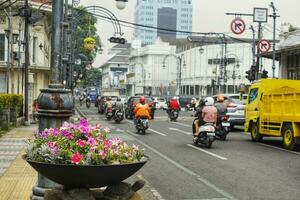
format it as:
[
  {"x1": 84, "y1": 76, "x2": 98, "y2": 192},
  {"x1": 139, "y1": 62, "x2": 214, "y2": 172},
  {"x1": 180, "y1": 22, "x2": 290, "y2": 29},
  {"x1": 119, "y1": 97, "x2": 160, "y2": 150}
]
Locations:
[{"x1": 25, "y1": 119, "x2": 144, "y2": 165}]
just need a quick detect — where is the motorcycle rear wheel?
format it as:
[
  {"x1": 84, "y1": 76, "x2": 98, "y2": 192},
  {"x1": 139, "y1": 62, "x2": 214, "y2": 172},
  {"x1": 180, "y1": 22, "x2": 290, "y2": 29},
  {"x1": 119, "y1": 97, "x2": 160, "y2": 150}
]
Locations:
[{"x1": 206, "y1": 140, "x2": 212, "y2": 148}]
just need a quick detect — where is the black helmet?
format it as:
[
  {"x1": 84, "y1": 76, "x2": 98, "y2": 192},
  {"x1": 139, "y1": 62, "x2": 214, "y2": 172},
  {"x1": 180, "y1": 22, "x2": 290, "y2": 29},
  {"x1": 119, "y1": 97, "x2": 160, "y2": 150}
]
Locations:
[{"x1": 200, "y1": 98, "x2": 206, "y2": 106}]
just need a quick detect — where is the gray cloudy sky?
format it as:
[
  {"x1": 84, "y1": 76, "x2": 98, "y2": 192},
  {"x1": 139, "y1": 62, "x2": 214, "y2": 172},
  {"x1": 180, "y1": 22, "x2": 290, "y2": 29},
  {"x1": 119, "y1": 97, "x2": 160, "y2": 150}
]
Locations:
[{"x1": 80, "y1": 0, "x2": 300, "y2": 67}]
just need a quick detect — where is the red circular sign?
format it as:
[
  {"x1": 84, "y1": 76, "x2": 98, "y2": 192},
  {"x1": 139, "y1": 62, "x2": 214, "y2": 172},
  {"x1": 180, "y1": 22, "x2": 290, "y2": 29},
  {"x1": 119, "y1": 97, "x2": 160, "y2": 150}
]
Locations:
[
  {"x1": 230, "y1": 18, "x2": 246, "y2": 35},
  {"x1": 258, "y1": 39, "x2": 271, "y2": 53}
]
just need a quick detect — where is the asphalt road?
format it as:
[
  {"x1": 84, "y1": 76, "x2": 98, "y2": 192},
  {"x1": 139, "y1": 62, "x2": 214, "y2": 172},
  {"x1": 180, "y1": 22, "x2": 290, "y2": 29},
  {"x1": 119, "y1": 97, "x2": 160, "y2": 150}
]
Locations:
[{"x1": 79, "y1": 105, "x2": 300, "y2": 200}]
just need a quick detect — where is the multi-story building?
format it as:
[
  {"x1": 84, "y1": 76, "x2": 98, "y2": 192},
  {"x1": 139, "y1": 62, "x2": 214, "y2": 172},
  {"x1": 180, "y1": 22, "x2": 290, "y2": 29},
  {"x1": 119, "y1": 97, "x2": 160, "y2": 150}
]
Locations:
[
  {"x1": 134, "y1": 0, "x2": 193, "y2": 45},
  {"x1": 0, "y1": 0, "x2": 52, "y2": 116}
]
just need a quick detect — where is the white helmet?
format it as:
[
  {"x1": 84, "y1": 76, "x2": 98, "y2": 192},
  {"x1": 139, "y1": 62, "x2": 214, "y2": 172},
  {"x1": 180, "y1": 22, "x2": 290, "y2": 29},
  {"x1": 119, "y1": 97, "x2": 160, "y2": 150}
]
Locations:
[{"x1": 204, "y1": 97, "x2": 214, "y2": 106}]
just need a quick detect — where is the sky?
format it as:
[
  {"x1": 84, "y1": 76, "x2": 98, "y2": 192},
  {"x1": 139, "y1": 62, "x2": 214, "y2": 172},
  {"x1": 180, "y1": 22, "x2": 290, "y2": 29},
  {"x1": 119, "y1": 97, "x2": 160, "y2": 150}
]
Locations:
[{"x1": 80, "y1": 0, "x2": 300, "y2": 67}]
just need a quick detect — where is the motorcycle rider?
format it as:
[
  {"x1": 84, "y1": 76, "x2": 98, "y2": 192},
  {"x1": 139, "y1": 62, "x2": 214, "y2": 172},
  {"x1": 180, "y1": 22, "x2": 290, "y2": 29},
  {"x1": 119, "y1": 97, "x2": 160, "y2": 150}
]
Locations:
[
  {"x1": 105, "y1": 97, "x2": 113, "y2": 113},
  {"x1": 167, "y1": 97, "x2": 180, "y2": 118},
  {"x1": 193, "y1": 97, "x2": 217, "y2": 139},
  {"x1": 113, "y1": 97, "x2": 124, "y2": 115},
  {"x1": 134, "y1": 96, "x2": 151, "y2": 126},
  {"x1": 214, "y1": 95, "x2": 227, "y2": 125}
]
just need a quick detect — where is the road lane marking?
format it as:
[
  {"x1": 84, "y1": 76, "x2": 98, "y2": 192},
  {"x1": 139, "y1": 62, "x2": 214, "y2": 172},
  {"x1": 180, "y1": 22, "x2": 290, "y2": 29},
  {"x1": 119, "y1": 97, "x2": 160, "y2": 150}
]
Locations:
[
  {"x1": 126, "y1": 120, "x2": 167, "y2": 136},
  {"x1": 126, "y1": 136, "x2": 236, "y2": 200},
  {"x1": 126, "y1": 130, "x2": 139, "y2": 137},
  {"x1": 256, "y1": 142, "x2": 300, "y2": 155},
  {"x1": 168, "y1": 127, "x2": 192, "y2": 135},
  {"x1": 186, "y1": 144, "x2": 228, "y2": 161},
  {"x1": 173, "y1": 121, "x2": 191, "y2": 127},
  {"x1": 148, "y1": 128, "x2": 167, "y2": 137}
]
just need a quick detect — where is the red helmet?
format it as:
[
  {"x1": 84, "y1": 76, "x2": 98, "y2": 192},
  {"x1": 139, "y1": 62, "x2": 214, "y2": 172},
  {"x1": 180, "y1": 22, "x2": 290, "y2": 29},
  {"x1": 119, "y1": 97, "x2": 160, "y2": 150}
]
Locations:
[
  {"x1": 217, "y1": 95, "x2": 225, "y2": 102},
  {"x1": 139, "y1": 96, "x2": 145, "y2": 103}
]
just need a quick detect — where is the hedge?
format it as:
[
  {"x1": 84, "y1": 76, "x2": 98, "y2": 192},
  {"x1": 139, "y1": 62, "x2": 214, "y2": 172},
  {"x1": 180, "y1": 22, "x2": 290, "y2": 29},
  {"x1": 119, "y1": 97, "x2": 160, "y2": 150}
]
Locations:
[{"x1": 0, "y1": 94, "x2": 23, "y2": 112}]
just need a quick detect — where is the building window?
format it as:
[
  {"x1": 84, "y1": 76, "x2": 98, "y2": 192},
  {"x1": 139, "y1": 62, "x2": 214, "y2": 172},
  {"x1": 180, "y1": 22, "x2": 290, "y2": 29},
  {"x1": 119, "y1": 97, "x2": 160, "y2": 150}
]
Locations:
[
  {"x1": 0, "y1": 34, "x2": 4, "y2": 61},
  {"x1": 32, "y1": 37, "x2": 37, "y2": 64}
]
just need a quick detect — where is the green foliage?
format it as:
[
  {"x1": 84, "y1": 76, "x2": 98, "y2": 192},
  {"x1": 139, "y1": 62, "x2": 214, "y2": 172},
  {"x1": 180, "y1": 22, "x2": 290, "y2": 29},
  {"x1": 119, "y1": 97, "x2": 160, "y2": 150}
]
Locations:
[
  {"x1": 288, "y1": 24, "x2": 299, "y2": 32},
  {"x1": 80, "y1": 68, "x2": 102, "y2": 87},
  {"x1": 0, "y1": 94, "x2": 23, "y2": 111},
  {"x1": 73, "y1": 6, "x2": 101, "y2": 88}
]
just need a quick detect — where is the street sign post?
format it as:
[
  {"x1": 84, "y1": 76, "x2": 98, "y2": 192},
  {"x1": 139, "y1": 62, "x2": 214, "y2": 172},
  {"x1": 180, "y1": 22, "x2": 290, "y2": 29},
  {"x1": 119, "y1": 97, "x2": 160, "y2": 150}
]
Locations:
[
  {"x1": 258, "y1": 39, "x2": 271, "y2": 53},
  {"x1": 253, "y1": 8, "x2": 268, "y2": 23},
  {"x1": 230, "y1": 18, "x2": 246, "y2": 35}
]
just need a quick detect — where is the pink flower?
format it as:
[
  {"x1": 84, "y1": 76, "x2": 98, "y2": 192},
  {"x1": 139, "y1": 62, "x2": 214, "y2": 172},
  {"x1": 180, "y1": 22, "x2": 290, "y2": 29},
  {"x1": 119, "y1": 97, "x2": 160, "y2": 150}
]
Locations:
[
  {"x1": 103, "y1": 139, "x2": 112, "y2": 151},
  {"x1": 67, "y1": 133, "x2": 74, "y2": 140},
  {"x1": 99, "y1": 150, "x2": 106, "y2": 160},
  {"x1": 95, "y1": 123, "x2": 101, "y2": 129},
  {"x1": 103, "y1": 127, "x2": 110, "y2": 133},
  {"x1": 79, "y1": 125, "x2": 91, "y2": 135},
  {"x1": 71, "y1": 153, "x2": 82, "y2": 164},
  {"x1": 110, "y1": 137, "x2": 122, "y2": 146},
  {"x1": 87, "y1": 137, "x2": 96, "y2": 146},
  {"x1": 79, "y1": 118, "x2": 89, "y2": 127},
  {"x1": 76, "y1": 139, "x2": 85, "y2": 148},
  {"x1": 48, "y1": 141, "x2": 57, "y2": 149}
]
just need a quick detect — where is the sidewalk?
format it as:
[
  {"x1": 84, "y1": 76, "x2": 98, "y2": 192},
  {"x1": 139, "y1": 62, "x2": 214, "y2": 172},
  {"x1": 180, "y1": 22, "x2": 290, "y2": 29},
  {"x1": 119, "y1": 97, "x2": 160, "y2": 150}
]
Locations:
[
  {"x1": 0, "y1": 111, "x2": 159, "y2": 200},
  {"x1": 0, "y1": 125, "x2": 38, "y2": 200}
]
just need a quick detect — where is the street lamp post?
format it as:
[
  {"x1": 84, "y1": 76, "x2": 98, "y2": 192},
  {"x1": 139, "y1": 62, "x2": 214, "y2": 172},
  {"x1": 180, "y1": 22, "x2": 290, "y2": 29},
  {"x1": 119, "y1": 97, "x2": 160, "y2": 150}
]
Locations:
[
  {"x1": 162, "y1": 54, "x2": 186, "y2": 97},
  {"x1": 226, "y1": 53, "x2": 240, "y2": 93}
]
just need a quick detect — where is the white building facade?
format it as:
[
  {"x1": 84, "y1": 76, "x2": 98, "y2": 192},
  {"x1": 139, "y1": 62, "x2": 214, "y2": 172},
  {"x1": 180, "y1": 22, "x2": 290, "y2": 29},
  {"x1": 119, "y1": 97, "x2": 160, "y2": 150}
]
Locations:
[{"x1": 125, "y1": 39, "x2": 177, "y2": 96}]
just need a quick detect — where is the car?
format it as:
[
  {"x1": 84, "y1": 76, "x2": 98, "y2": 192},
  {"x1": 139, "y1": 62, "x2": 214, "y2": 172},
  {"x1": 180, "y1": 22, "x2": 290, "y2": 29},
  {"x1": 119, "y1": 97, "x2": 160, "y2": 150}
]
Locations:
[
  {"x1": 213, "y1": 94, "x2": 247, "y2": 128},
  {"x1": 97, "y1": 96, "x2": 118, "y2": 114},
  {"x1": 178, "y1": 96, "x2": 195, "y2": 111},
  {"x1": 125, "y1": 96, "x2": 154, "y2": 119},
  {"x1": 153, "y1": 97, "x2": 168, "y2": 109},
  {"x1": 120, "y1": 95, "x2": 128, "y2": 104}
]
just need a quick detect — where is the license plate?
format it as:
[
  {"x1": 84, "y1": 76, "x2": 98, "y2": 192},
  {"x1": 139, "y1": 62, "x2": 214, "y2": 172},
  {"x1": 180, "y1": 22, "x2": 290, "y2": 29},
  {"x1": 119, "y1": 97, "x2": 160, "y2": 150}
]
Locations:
[
  {"x1": 207, "y1": 132, "x2": 215, "y2": 136},
  {"x1": 173, "y1": 112, "x2": 178, "y2": 115},
  {"x1": 222, "y1": 122, "x2": 230, "y2": 127},
  {"x1": 117, "y1": 112, "x2": 123, "y2": 116}
]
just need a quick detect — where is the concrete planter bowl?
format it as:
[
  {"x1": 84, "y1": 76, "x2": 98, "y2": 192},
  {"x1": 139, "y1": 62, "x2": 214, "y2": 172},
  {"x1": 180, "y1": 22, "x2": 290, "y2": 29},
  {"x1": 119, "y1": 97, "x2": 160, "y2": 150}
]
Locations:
[{"x1": 23, "y1": 155, "x2": 148, "y2": 188}]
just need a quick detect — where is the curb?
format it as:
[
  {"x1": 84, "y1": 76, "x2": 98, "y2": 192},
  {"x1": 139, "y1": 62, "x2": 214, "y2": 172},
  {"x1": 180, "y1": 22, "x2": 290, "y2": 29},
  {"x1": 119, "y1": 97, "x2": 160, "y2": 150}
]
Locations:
[{"x1": 75, "y1": 106, "x2": 87, "y2": 118}]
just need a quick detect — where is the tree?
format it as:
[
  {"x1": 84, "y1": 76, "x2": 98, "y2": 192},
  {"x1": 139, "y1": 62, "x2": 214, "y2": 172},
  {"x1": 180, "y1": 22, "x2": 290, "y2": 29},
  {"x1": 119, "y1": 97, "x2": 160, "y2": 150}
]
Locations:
[
  {"x1": 81, "y1": 68, "x2": 102, "y2": 87},
  {"x1": 72, "y1": 6, "x2": 101, "y2": 87}
]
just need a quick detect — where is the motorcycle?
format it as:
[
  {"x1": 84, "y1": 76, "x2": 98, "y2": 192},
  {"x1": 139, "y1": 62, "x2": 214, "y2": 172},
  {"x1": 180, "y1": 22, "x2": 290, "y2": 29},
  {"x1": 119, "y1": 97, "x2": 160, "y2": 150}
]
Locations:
[
  {"x1": 86, "y1": 96, "x2": 91, "y2": 108},
  {"x1": 136, "y1": 117, "x2": 149, "y2": 135},
  {"x1": 193, "y1": 122, "x2": 216, "y2": 148},
  {"x1": 169, "y1": 109, "x2": 179, "y2": 121},
  {"x1": 106, "y1": 107, "x2": 113, "y2": 121},
  {"x1": 215, "y1": 116, "x2": 230, "y2": 141},
  {"x1": 114, "y1": 109, "x2": 124, "y2": 124}
]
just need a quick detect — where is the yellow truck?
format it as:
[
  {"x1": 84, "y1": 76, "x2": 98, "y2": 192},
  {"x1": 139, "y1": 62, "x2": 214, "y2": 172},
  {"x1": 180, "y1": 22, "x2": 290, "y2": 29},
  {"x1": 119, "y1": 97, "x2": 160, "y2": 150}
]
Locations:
[{"x1": 244, "y1": 79, "x2": 300, "y2": 150}]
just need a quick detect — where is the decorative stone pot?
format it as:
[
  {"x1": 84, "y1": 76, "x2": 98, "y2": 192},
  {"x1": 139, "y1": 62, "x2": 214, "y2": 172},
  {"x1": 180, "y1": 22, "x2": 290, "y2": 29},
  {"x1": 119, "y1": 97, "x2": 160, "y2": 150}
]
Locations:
[{"x1": 23, "y1": 155, "x2": 148, "y2": 188}]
